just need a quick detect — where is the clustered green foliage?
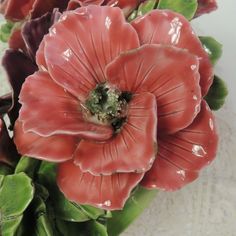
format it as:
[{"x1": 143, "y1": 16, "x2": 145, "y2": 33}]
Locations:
[
  {"x1": 0, "y1": 157, "x2": 157, "y2": 236},
  {"x1": 0, "y1": 21, "x2": 14, "y2": 43},
  {"x1": 199, "y1": 36, "x2": 228, "y2": 110},
  {"x1": 129, "y1": 0, "x2": 198, "y2": 21},
  {"x1": 205, "y1": 75, "x2": 228, "y2": 110}
]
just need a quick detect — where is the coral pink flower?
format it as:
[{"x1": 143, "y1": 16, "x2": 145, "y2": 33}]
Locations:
[{"x1": 14, "y1": 6, "x2": 218, "y2": 210}]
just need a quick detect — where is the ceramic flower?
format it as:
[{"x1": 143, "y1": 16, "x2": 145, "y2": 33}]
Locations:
[
  {"x1": 0, "y1": 0, "x2": 68, "y2": 21},
  {"x1": 14, "y1": 6, "x2": 218, "y2": 210},
  {"x1": 196, "y1": 0, "x2": 217, "y2": 17},
  {"x1": 67, "y1": 0, "x2": 139, "y2": 16}
]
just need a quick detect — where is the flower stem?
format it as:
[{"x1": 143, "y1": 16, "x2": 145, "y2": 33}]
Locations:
[{"x1": 107, "y1": 186, "x2": 158, "y2": 236}]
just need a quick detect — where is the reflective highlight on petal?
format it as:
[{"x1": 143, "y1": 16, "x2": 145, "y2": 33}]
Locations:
[
  {"x1": 44, "y1": 5, "x2": 139, "y2": 101},
  {"x1": 132, "y1": 10, "x2": 213, "y2": 95},
  {"x1": 142, "y1": 101, "x2": 218, "y2": 191},
  {"x1": 74, "y1": 93, "x2": 157, "y2": 175},
  {"x1": 106, "y1": 45, "x2": 201, "y2": 134},
  {"x1": 57, "y1": 160, "x2": 144, "y2": 210},
  {"x1": 22, "y1": 9, "x2": 61, "y2": 59}
]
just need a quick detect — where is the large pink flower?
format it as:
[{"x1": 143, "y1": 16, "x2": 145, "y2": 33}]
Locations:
[{"x1": 14, "y1": 6, "x2": 218, "y2": 210}]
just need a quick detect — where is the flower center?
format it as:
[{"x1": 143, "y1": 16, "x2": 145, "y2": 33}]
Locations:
[{"x1": 84, "y1": 83, "x2": 132, "y2": 132}]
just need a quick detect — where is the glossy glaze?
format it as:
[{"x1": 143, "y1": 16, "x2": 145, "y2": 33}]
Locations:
[
  {"x1": 19, "y1": 71, "x2": 113, "y2": 140},
  {"x1": 57, "y1": 160, "x2": 144, "y2": 210},
  {"x1": 67, "y1": 0, "x2": 139, "y2": 16},
  {"x1": 106, "y1": 44, "x2": 201, "y2": 134},
  {"x1": 142, "y1": 101, "x2": 218, "y2": 190},
  {"x1": 131, "y1": 10, "x2": 213, "y2": 96},
  {"x1": 74, "y1": 93, "x2": 157, "y2": 175},
  {"x1": 44, "y1": 6, "x2": 139, "y2": 101},
  {"x1": 14, "y1": 6, "x2": 218, "y2": 210},
  {"x1": 14, "y1": 120, "x2": 79, "y2": 162}
]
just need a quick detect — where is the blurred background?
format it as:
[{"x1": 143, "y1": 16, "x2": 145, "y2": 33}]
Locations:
[{"x1": 0, "y1": 0, "x2": 235, "y2": 235}]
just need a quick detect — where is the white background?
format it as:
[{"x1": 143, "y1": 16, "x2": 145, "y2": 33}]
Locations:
[
  {"x1": 125, "y1": 0, "x2": 236, "y2": 235},
  {"x1": 0, "y1": 0, "x2": 236, "y2": 235}
]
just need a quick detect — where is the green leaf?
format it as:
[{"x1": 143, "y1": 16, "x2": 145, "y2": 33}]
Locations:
[
  {"x1": 199, "y1": 36, "x2": 223, "y2": 65},
  {"x1": 0, "y1": 163, "x2": 13, "y2": 175},
  {"x1": 128, "y1": 10, "x2": 138, "y2": 21},
  {"x1": 0, "y1": 175, "x2": 4, "y2": 186},
  {"x1": 15, "y1": 196, "x2": 55, "y2": 236},
  {"x1": 1, "y1": 216, "x2": 23, "y2": 236},
  {"x1": 0, "y1": 21, "x2": 14, "y2": 43},
  {"x1": 31, "y1": 196, "x2": 55, "y2": 236},
  {"x1": 78, "y1": 205, "x2": 105, "y2": 220},
  {"x1": 107, "y1": 186, "x2": 157, "y2": 236},
  {"x1": 157, "y1": 0, "x2": 198, "y2": 20},
  {"x1": 0, "y1": 173, "x2": 34, "y2": 236},
  {"x1": 55, "y1": 219, "x2": 87, "y2": 236},
  {"x1": 102, "y1": 210, "x2": 112, "y2": 219},
  {"x1": 56, "y1": 220, "x2": 108, "y2": 236},
  {"x1": 87, "y1": 221, "x2": 108, "y2": 236},
  {"x1": 0, "y1": 173, "x2": 34, "y2": 218},
  {"x1": 137, "y1": 0, "x2": 157, "y2": 16},
  {"x1": 37, "y1": 162, "x2": 91, "y2": 222},
  {"x1": 15, "y1": 156, "x2": 41, "y2": 178},
  {"x1": 205, "y1": 75, "x2": 228, "y2": 110},
  {"x1": 35, "y1": 183, "x2": 49, "y2": 202},
  {"x1": 15, "y1": 180, "x2": 56, "y2": 236},
  {"x1": 53, "y1": 199, "x2": 90, "y2": 222}
]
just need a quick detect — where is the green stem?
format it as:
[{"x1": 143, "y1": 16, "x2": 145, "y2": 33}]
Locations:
[
  {"x1": 15, "y1": 156, "x2": 41, "y2": 178},
  {"x1": 107, "y1": 186, "x2": 158, "y2": 236}
]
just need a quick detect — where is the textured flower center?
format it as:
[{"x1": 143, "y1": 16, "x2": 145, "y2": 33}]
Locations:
[{"x1": 84, "y1": 83, "x2": 132, "y2": 132}]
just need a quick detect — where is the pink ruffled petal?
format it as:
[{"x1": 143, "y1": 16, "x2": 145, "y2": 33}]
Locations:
[
  {"x1": 131, "y1": 10, "x2": 213, "y2": 96},
  {"x1": 195, "y1": 0, "x2": 217, "y2": 17},
  {"x1": 14, "y1": 121, "x2": 78, "y2": 162},
  {"x1": 57, "y1": 160, "x2": 144, "y2": 210},
  {"x1": 141, "y1": 101, "x2": 218, "y2": 191},
  {"x1": 106, "y1": 45, "x2": 201, "y2": 134},
  {"x1": 19, "y1": 71, "x2": 113, "y2": 141},
  {"x1": 105, "y1": 0, "x2": 139, "y2": 17},
  {"x1": 44, "y1": 5, "x2": 140, "y2": 101},
  {"x1": 74, "y1": 93, "x2": 157, "y2": 175}
]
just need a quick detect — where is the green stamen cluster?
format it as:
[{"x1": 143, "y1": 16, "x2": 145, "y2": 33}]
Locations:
[{"x1": 85, "y1": 84, "x2": 132, "y2": 129}]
